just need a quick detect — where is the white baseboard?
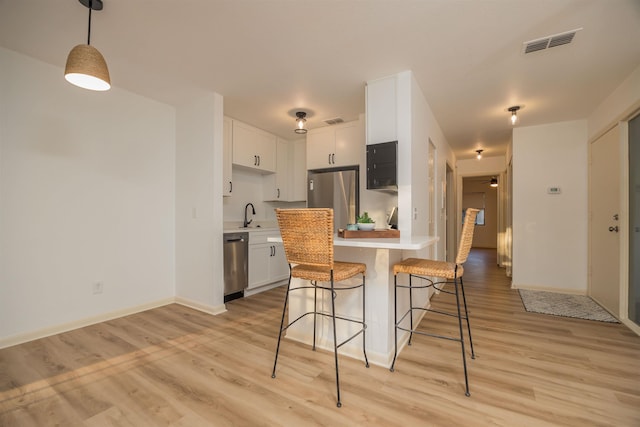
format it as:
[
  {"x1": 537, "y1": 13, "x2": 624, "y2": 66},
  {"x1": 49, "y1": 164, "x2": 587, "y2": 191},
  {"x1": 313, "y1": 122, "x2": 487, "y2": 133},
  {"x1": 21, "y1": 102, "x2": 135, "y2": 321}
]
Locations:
[
  {"x1": 511, "y1": 284, "x2": 587, "y2": 295},
  {"x1": 174, "y1": 297, "x2": 227, "y2": 316},
  {"x1": 0, "y1": 296, "x2": 230, "y2": 350},
  {"x1": 0, "y1": 298, "x2": 175, "y2": 350},
  {"x1": 621, "y1": 318, "x2": 640, "y2": 336}
]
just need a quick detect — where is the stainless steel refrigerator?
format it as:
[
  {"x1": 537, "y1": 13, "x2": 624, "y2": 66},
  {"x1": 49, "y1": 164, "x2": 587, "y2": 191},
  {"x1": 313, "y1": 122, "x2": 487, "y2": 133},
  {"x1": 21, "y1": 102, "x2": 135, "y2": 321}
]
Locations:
[{"x1": 307, "y1": 166, "x2": 359, "y2": 233}]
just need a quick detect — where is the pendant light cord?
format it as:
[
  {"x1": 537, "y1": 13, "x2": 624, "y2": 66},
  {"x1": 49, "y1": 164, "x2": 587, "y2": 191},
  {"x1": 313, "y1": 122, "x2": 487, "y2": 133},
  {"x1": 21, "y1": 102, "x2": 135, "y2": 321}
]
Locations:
[{"x1": 87, "y1": 1, "x2": 92, "y2": 45}]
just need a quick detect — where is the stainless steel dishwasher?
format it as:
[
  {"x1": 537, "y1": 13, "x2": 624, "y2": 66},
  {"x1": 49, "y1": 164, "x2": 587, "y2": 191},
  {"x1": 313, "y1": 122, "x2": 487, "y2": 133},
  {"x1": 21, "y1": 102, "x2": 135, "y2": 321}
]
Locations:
[{"x1": 223, "y1": 232, "x2": 248, "y2": 302}]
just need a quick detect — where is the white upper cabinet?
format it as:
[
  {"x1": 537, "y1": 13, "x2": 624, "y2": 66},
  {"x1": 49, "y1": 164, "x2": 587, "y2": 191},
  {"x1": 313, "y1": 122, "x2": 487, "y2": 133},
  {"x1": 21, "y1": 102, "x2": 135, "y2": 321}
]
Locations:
[
  {"x1": 366, "y1": 76, "x2": 398, "y2": 145},
  {"x1": 264, "y1": 138, "x2": 289, "y2": 201},
  {"x1": 232, "y1": 120, "x2": 276, "y2": 173},
  {"x1": 222, "y1": 117, "x2": 233, "y2": 196},
  {"x1": 264, "y1": 138, "x2": 307, "y2": 202},
  {"x1": 289, "y1": 140, "x2": 307, "y2": 201},
  {"x1": 306, "y1": 120, "x2": 363, "y2": 170}
]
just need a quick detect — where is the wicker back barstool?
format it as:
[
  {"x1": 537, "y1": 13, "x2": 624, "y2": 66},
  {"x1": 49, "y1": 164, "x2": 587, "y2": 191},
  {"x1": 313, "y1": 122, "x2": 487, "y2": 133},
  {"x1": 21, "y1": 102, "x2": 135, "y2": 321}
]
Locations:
[
  {"x1": 390, "y1": 208, "x2": 479, "y2": 396},
  {"x1": 271, "y1": 208, "x2": 369, "y2": 407}
]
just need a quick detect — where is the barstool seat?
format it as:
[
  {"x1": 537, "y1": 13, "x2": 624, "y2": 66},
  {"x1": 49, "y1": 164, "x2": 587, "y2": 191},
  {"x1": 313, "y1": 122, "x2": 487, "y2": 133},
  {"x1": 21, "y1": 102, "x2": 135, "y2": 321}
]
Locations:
[
  {"x1": 394, "y1": 258, "x2": 463, "y2": 279},
  {"x1": 292, "y1": 261, "x2": 365, "y2": 282}
]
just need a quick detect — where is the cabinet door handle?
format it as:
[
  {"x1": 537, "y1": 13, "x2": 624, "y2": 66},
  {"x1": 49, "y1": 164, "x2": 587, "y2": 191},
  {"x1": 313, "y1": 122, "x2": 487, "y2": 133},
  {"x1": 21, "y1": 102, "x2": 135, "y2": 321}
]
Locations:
[
  {"x1": 328, "y1": 154, "x2": 332, "y2": 164},
  {"x1": 229, "y1": 181, "x2": 233, "y2": 193},
  {"x1": 332, "y1": 153, "x2": 336, "y2": 164},
  {"x1": 257, "y1": 155, "x2": 261, "y2": 166},
  {"x1": 254, "y1": 155, "x2": 258, "y2": 166},
  {"x1": 277, "y1": 188, "x2": 280, "y2": 198}
]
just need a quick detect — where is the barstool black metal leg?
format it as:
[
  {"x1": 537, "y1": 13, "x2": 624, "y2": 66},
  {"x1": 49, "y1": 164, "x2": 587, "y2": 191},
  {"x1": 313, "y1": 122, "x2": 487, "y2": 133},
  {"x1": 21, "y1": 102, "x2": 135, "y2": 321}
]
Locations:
[
  {"x1": 454, "y1": 277, "x2": 470, "y2": 397},
  {"x1": 390, "y1": 273, "x2": 399, "y2": 372},
  {"x1": 459, "y1": 277, "x2": 475, "y2": 359},
  {"x1": 313, "y1": 283, "x2": 317, "y2": 351},
  {"x1": 362, "y1": 274, "x2": 369, "y2": 368},
  {"x1": 272, "y1": 275, "x2": 292, "y2": 378},
  {"x1": 330, "y1": 279, "x2": 342, "y2": 407},
  {"x1": 408, "y1": 274, "x2": 414, "y2": 346}
]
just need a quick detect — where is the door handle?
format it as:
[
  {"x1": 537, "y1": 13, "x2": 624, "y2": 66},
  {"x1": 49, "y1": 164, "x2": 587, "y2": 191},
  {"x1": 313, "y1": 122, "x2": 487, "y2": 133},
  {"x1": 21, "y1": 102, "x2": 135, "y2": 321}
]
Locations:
[{"x1": 608, "y1": 226, "x2": 619, "y2": 232}]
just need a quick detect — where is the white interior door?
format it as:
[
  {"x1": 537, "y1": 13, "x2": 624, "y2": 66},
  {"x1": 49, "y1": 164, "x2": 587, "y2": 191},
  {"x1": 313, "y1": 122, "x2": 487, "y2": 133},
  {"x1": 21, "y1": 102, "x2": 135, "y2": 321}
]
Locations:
[{"x1": 590, "y1": 126, "x2": 621, "y2": 316}]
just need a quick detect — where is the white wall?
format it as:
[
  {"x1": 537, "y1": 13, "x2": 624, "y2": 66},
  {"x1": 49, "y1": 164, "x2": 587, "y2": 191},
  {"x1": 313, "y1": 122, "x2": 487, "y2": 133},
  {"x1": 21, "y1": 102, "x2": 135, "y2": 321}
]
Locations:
[
  {"x1": 0, "y1": 48, "x2": 176, "y2": 344},
  {"x1": 366, "y1": 71, "x2": 456, "y2": 260},
  {"x1": 409, "y1": 72, "x2": 456, "y2": 260},
  {"x1": 512, "y1": 120, "x2": 588, "y2": 292},
  {"x1": 175, "y1": 92, "x2": 226, "y2": 313},
  {"x1": 589, "y1": 64, "x2": 640, "y2": 140}
]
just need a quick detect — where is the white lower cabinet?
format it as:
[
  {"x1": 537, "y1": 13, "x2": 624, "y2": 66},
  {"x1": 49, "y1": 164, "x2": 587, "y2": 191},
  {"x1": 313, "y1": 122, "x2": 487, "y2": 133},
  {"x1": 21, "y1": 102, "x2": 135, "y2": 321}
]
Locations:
[{"x1": 248, "y1": 231, "x2": 288, "y2": 290}]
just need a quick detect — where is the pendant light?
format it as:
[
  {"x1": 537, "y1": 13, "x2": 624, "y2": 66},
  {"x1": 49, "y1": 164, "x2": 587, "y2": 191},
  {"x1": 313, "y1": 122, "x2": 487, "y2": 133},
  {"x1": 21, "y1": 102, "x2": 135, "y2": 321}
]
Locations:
[
  {"x1": 490, "y1": 177, "x2": 498, "y2": 187},
  {"x1": 64, "y1": 0, "x2": 111, "y2": 91},
  {"x1": 508, "y1": 106, "x2": 520, "y2": 125},
  {"x1": 476, "y1": 149, "x2": 483, "y2": 160},
  {"x1": 294, "y1": 112, "x2": 308, "y2": 134}
]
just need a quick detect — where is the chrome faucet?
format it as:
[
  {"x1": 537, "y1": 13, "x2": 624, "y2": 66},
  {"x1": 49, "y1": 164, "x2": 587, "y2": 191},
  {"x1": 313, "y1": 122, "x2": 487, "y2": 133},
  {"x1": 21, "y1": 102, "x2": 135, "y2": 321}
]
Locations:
[{"x1": 243, "y1": 203, "x2": 256, "y2": 228}]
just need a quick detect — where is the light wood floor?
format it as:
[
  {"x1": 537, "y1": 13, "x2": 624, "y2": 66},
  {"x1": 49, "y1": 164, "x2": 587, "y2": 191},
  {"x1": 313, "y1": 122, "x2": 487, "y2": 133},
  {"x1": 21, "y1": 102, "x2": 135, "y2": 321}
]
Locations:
[{"x1": 1, "y1": 249, "x2": 639, "y2": 426}]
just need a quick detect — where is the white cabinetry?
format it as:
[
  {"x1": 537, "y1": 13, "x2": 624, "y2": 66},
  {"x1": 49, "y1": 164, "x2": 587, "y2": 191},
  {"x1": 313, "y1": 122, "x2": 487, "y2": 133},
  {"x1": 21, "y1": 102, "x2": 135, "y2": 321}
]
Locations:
[
  {"x1": 248, "y1": 231, "x2": 288, "y2": 289},
  {"x1": 223, "y1": 117, "x2": 233, "y2": 196},
  {"x1": 264, "y1": 139, "x2": 307, "y2": 202},
  {"x1": 306, "y1": 120, "x2": 363, "y2": 170},
  {"x1": 366, "y1": 76, "x2": 398, "y2": 145},
  {"x1": 232, "y1": 120, "x2": 276, "y2": 173},
  {"x1": 290, "y1": 140, "x2": 307, "y2": 201}
]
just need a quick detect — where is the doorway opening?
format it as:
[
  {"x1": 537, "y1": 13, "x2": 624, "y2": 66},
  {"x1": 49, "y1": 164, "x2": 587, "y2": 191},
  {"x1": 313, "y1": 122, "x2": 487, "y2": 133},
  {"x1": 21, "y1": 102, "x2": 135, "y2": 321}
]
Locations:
[{"x1": 462, "y1": 176, "x2": 499, "y2": 251}]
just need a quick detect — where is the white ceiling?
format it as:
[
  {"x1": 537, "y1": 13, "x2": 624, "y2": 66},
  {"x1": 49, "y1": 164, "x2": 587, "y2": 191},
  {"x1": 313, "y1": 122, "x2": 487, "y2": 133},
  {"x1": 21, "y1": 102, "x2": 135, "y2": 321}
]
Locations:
[{"x1": 1, "y1": 0, "x2": 639, "y2": 159}]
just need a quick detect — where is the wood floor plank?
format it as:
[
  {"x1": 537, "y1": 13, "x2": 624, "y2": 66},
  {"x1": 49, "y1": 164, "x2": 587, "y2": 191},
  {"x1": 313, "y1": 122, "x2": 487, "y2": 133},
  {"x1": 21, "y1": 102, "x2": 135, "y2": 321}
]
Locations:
[{"x1": 1, "y1": 248, "x2": 639, "y2": 426}]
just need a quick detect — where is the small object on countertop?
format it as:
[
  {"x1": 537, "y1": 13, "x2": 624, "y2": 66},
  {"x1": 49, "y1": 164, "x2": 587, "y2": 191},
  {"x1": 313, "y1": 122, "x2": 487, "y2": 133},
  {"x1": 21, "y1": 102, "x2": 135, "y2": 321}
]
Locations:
[
  {"x1": 357, "y1": 223, "x2": 376, "y2": 231},
  {"x1": 346, "y1": 223, "x2": 358, "y2": 231}
]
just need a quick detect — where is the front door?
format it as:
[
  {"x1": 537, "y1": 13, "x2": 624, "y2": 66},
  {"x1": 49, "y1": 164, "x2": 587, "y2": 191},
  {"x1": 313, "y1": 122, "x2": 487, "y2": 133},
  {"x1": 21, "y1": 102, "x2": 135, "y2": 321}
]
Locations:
[{"x1": 590, "y1": 125, "x2": 621, "y2": 316}]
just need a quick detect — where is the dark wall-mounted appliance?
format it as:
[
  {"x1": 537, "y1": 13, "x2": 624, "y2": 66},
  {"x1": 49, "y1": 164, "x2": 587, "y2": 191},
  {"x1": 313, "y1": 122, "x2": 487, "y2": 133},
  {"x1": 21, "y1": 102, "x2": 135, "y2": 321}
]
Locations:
[{"x1": 366, "y1": 140, "x2": 397, "y2": 190}]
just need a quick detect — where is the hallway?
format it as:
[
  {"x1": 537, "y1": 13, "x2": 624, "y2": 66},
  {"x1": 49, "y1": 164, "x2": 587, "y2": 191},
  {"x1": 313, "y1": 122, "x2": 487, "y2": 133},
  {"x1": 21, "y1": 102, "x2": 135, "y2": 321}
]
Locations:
[{"x1": 1, "y1": 249, "x2": 639, "y2": 426}]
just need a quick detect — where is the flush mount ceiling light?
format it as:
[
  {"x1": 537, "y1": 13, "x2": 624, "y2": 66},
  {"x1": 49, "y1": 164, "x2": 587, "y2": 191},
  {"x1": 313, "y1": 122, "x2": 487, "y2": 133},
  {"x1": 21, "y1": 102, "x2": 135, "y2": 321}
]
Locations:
[
  {"x1": 64, "y1": 0, "x2": 111, "y2": 91},
  {"x1": 508, "y1": 106, "x2": 521, "y2": 125},
  {"x1": 476, "y1": 149, "x2": 483, "y2": 160},
  {"x1": 490, "y1": 177, "x2": 498, "y2": 187},
  {"x1": 294, "y1": 111, "x2": 308, "y2": 134}
]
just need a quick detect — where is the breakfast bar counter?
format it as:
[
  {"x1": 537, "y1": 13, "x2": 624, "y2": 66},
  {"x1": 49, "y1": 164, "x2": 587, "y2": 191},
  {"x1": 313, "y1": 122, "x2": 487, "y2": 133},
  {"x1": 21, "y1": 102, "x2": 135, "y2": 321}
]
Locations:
[{"x1": 274, "y1": 233, "x2": 438, "y2": 367}]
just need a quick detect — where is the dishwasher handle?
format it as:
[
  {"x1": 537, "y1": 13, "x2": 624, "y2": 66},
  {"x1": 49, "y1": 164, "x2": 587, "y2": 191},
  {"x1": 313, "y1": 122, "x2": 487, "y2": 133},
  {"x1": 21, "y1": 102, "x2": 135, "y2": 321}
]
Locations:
[{"x1": 225, "y1": 237, "x2": 246, "y2": 243}]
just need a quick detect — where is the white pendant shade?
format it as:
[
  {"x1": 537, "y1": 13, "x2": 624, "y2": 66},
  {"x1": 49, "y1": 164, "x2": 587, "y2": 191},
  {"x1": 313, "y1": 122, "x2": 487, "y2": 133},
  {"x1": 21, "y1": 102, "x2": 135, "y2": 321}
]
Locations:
[{"x1": 65, "y1": 44, "x2": 111, "y2": 91}]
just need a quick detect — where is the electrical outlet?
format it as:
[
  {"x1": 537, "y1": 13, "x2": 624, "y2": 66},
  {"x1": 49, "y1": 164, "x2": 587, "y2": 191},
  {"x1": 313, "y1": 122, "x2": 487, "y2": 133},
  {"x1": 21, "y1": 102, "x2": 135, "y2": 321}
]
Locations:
[{"x1": 93, "y1": 282, "x2": 104, "y2": 295}]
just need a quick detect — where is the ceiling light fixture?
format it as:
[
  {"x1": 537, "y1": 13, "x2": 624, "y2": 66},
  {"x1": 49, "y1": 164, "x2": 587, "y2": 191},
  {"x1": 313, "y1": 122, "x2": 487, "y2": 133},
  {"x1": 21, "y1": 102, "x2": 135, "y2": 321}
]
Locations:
[
  {"x1": 64, "y1": 0, "x2": 111, "y2": 91},
  {"x1": 476, "y1": 149, "x2": 483, "y2": 160},
  {"x1": 294, "y1": 111, "x2": 308, "y2": 134},
  {"x1": 508, "y1": 106, "x2": 521, "y2": 125},
  {"x1": 490, "y1": 177, "x2": 498, "y2": 187}
]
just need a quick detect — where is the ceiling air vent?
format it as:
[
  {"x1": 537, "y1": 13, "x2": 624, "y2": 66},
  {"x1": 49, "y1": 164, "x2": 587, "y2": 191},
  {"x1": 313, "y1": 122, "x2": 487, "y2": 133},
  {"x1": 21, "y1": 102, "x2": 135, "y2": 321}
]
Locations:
[
  {"x1": 523, "y1": 28, "x2": 582, "y2": 54},
  {"x1": 323, "y1": 117, "x2": 345, "y2": 125}
]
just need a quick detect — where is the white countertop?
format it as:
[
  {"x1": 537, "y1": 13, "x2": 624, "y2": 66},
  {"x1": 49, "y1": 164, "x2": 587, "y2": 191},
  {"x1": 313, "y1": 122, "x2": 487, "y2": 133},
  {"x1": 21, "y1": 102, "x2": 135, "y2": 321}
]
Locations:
[
  {"x1": 334, "y1": 234, "x2": 438, "y2": 250},
  {"x1": 267, "y1": 234, "x2": 438, "y2": 250}
]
